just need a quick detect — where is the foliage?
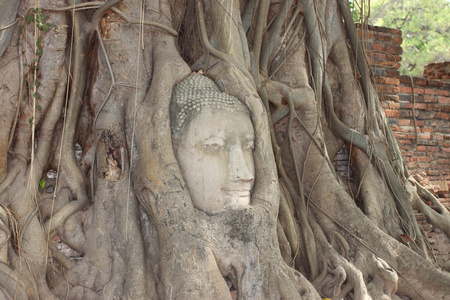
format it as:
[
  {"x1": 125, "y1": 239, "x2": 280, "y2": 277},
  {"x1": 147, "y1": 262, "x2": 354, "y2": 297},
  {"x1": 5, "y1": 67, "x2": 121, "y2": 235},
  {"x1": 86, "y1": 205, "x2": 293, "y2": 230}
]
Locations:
[{"x1": 369, "y1": 0, "x2": 450, "y2": 76}]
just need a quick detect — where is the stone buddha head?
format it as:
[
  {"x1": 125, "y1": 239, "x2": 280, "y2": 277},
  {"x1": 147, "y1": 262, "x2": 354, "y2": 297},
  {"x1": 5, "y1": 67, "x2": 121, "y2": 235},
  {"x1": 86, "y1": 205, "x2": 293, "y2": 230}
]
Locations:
[{"x1": 171, "y1": 73, "x2": 255, "y2": 215}]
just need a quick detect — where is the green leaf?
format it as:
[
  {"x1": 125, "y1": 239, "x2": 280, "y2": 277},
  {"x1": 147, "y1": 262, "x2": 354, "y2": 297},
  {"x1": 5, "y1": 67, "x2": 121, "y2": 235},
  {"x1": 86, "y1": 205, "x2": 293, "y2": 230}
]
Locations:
[
  {"x1": 39, "y1": 180, "x2": 45, "y2": 189},
  {"x1": 42, "y1": 23, "x2": 52, "y2": 33},
  {"x1": 25, "y1": 14, "x2": 34, "y2": 24},
  {"x1": 29, "y1": 117, "x2": 33, "y2": 126}
]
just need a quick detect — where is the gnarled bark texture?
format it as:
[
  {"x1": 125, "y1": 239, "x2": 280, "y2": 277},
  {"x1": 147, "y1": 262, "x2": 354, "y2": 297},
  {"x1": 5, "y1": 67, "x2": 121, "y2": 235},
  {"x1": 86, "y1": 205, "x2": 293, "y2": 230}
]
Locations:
[{"x1": 0, "y1": 0, "x2": 448, "y2": 299}]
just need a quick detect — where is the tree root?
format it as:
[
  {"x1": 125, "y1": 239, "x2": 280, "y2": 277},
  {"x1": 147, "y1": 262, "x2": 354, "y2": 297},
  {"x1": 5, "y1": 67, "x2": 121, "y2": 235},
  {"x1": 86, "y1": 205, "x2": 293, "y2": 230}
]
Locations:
[{"x1": 407, "y1": 177, "x2": 450, "y2": 238}]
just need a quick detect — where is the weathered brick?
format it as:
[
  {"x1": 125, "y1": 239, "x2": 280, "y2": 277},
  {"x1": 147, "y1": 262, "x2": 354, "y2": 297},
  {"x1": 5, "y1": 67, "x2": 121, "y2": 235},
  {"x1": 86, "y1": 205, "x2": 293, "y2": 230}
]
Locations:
[
  {"x1": 438, "y1": 97, "x2": 450, "y2": 104},
  {"x1": 427, "y1": 146, "x2": 440, "y2": 152},
  {"x1": 423, "y1": 96, "x2": 437, "y2": 102},
  {"x1": 398, "y1": 119, "x2": 411, "y2": 126},
  {"x1": 413, "y1": 88, "x2": 425, "y2": 94},
  {"x1": 436, "y1": 112, "x2": 449, "y2": 120},
  {"x1": 415, "y1": 120, "x2": 425, "y2": 126},
  {"x1": 417, "y1": 111, "x2": 437, "y2": 119},
  {"x1": 415, "y1": 103, "x2": 428, "y2": 110},
  {"x1": 375, "y1": 85, "x2": 400, "y2": 93},
  {"x1": 384, "y1": 77, "x2": 400, "y2": 85},
  {"x1": 414, "y1": 78, "x2": 427, "y2": 86},
  {"x1": 385, "y1": 110, "x2": 399, "y2": 118},
  {"x1": 421, "y1": 127, "x2": 434, "y2": 133},
  {"x1": 437, "y1": 90, "x2": 449, "y2": 96},
  {"x1": 418, "y1": 156, "x2": 432, "y2": 162},
  {"x1": 399, "y1": 86, "x2": 412, "y2": 93},
  {"x1": 368, "y1": 52, "x2": 387, "y2": 60},
  {"x1": 418, "y1": 133, "x2": 431, "y2": 140},
  {"x1": 379, "y1": 94, "x2": 400, "y2": 102},
  {"x1": 398, "y1": 94, "x2": 412, "y2": 101},
  {"x1": 392, "y1": 35, "x2": 403, "y2": 45},
  {"x1": 372, "y1": 43, "x2": 384, "y2": 51},
  {"x1": 398, "y1": 126, "x2": 416, "y2": 133},
  {"x1": 386, "y1": 45, "x2": 402, "y2": 55}
]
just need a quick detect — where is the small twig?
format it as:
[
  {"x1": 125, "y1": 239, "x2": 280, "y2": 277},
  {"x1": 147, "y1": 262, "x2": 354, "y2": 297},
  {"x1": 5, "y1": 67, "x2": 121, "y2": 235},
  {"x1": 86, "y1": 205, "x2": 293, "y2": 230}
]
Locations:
[
  {"x1": 0, "y1": 18, "x2": 20, "y2": 31},
  {"x1": 407, "y1": 75, "x2": 418, "y2": 147}
]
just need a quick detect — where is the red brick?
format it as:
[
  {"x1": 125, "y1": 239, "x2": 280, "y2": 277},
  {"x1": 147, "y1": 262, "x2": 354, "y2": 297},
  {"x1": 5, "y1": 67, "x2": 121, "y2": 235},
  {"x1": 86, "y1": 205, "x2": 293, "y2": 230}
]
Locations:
[
  {"x1": 438, "y1": 97, "x2": 450, "y2": 104},
  {"x1": 385, "y1": 110, "x2": 399, "y2": 118},
  {"x1": 423, "y1": 96, "x2": 437, "y2": 102},
  {"x1": 388, "y1": 102, "x2": 400, "y2": 110},
  {"x1": 415, "y1": 120, "x2": 425, "y2": 126},
  {"x1": 398, "y1": 126, "x2": 413, "y2": 133},
  {"x1": 398, "y1": 119, "x2": 411, "y2": 126},
  {"x1": 386, "y1": 45, "x2": 402, "y2": 55},
  {"x1": 372, "y1": 43, "x2": 384, "y2": 51},
  {"x1": 418, "y1": 156, "x2": 432, "y2": 162},
  {"x1": 415, "y1": 103, "x2": 427, "y2": 110},
  {"x1": 407, "y1": 163, "x2": 418, "y2": 169},
  {"x1": 399, "y1": 86, "x2": 412, "y2": 93},
  {"x1": 431, "y1": 134, "x2": 445, "y2": 141},
  {"x1": 424, "y1": 88, "x2": 436, "y2": 95},
  {"x1": 419, "y1": 133, "x2": 431, "y2": 140},
  {"x1": 413, "y1": 88, "x2": 424, "y2": 94},
  {"x1": 436, "y1": 112, "x2": 449, "y2": 120},
  {"x1": 368, "y1": 52, "x2": 387, "y2": 59},
  {"x1": 375, "y1": 85, "x2": 400, "y2": 93},
  {"x1": 399, "y1": 139, "x2": 412, "y2": 144},
  {"x1": 427, "y1": 104, "x2": 441, "y2": 111},
  {"x1": 417, "y1": 146, "x2": 427, "y2": 151},
  {"x1": 359, "y1": 31, "x2": 374, "y2": 38},
  {"x1": 384, "y1": 77, "x2": 400, "y2": 85},
  {"x1": 414, "y1": 78, "x2": 427, "y2": 86},
  {"x1": 421, "y1": 127, "x2": 434, "y2": 133},
  {"x1": 393, "y1": 35, "x2": 403, "y2": 45},
  {"x1": 437, "y1": 90, "x2": 449, "y2": 96},
  {"x1": 394, "y1": 55, "x2": 402, "y2": 62},
  {"x1": 427, "y1": 146, "x2": 440, "y2": 152}
]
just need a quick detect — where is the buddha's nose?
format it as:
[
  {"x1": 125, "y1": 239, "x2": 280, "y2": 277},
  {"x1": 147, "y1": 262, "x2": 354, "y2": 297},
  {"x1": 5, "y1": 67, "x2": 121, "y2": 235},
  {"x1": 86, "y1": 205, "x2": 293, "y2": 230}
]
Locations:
[{"x1": 229, "y1": 145, "x2": 254, "y2": 182}]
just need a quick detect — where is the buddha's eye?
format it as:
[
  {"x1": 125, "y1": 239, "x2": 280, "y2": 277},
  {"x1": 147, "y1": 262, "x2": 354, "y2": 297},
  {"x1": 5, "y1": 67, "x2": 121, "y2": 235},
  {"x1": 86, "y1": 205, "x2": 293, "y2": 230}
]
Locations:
[
  {"x1": 202, "y1": 137, "x2": 225, "y2": 151},
  {"x1": 203, "y1": 142, "x2": 225, "y2": 151}
]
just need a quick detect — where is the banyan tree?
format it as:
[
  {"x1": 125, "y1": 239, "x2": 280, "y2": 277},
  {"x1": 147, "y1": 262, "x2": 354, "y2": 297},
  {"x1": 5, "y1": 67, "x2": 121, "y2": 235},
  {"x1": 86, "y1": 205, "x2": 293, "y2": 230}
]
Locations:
[{"x1": 0, "y1": 0, "x2": 449, "y2": 299}]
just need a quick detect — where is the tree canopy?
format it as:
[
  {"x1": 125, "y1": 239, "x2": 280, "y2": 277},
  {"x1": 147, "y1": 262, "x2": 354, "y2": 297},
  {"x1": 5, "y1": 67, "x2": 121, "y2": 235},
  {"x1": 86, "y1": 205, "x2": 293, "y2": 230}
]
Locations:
[{"x1": 368, "y1": 0, "x2": 450, "y2": 76}]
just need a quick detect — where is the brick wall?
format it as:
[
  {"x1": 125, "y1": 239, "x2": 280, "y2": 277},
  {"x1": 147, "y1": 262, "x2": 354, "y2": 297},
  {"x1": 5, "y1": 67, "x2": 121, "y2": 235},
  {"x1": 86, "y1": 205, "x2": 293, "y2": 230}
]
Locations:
[
  {"x1": 352, "y1": 25, "x2": 450, "y2": 262},
  {"x1": 423, "y1": 62, "x2": 450, "y2": 82},
  {"x1": 357, "y1": 25, "x2": 450, "y2": 205}
]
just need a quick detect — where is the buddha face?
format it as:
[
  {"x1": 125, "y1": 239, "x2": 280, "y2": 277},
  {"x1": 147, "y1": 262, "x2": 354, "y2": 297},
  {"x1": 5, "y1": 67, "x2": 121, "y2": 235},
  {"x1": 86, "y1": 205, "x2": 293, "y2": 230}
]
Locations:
[{"x1": 175, "y1": 109, "x2": 255, "y2": 215}]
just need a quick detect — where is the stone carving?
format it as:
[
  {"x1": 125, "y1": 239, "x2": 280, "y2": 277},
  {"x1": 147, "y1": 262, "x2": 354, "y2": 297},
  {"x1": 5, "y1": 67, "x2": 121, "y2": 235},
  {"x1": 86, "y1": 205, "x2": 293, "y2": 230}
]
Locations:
[{"x1": 171, "y1": 73, "x2": 255, "y2": 215}]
